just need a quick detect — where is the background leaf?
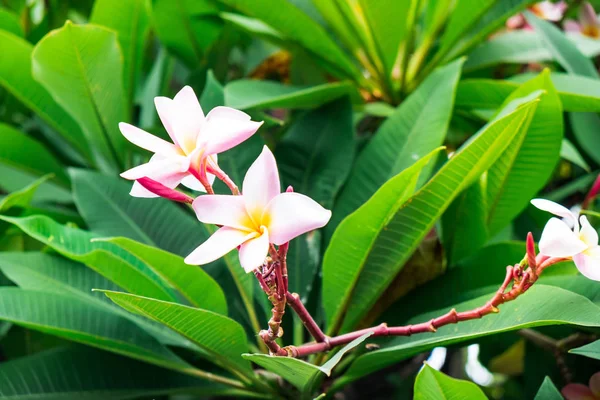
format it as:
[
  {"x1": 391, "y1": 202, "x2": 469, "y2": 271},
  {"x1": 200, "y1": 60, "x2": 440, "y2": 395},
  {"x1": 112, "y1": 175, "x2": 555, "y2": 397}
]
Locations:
[{"x1": 413, "y1": 364, "x2": 487, "y2": 400}]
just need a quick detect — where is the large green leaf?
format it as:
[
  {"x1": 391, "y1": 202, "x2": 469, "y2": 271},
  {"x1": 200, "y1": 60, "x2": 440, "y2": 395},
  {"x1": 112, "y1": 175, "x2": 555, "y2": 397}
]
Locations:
[
  {"x1": 214, "y1": 0, "x2": 359, "y2": 80},
  {"x1": 70, "y1": 169, "x2": 203, "y2": 257},
  {"x1": 414, "y1": 364, "x2": 487, "y2": 400},
  {"x1": 91, "y1": 0, "x2": 151, "y2": 108},
  {"x1": 0, "y1": 123, "x2": 68, "y2": 186},
  {"x1": 457, "y1": 73, "x2": 600, "y2": 112},
  {"x1": 571, "y1": 112, "x2": 600, "y2": 165},
  {"x1": 570, "y1": 339, "x2": 600, "y2": 361},
  {"x1": 100, "y1": 237, "x2": 227, "y2": 314},
  {"x1": 0, "y1": 288, "x2": 194, "y2": 374},
  {"x1": 524, "y1": 12, "x2": 599, "y2": 78},
  {"x1": 534, "y1": 377, "x2": 563, "y2": 400},
  {"x1": 486, "y1": 70, "x2": 563, "y2": 235},
  {"x1": 324, "y1": 98, "x2": 538, "y2": 334},
  {"x1": 337, "y1": 285, "x2": 600, "y2": 386},
  {"x1": 0, "y1": 30, "x2": 90, "y2": 161},
  {"x1": 0, "y1": 8, "x2": 23, "y2": 37},
  {"x1": 151, "y1": 0, "x2": 222, "y2": 68},
  {"x1": 328, "y1": 59, "x2": 464, "y2": 236},
  {"x1": 0, "y1": 175, "x2": 52, "y2": 213},
  {"x1": 322, "y1": 149, "x2": 443, "y2": 333},
  {"x1": 100, "y1": 290, "x2": 254, "y2": 380},
  {"x1": 32, "y1": 22, "x2": 128, "y2": 173},
  {"x1": 276, "y1": 97, "x2": 354, "y2": 303},
  {"x1": 224, "y1": 80, "x2": 354, "y2": 110},
  {"x1": 465, "y1": 31, "x2": 600, "y2": 72},
  {"x1": 0, "y1": 346, "x2": 243, "y2": 399},
  {"x1": 0, "y1": 215, "x2": 176, "y2": 302}
]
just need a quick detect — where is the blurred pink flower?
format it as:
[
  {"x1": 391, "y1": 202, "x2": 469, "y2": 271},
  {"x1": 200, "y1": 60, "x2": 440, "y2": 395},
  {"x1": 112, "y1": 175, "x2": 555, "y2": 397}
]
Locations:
[
  {"x1": 120, "y1": 86, "x2": 262, "y2": 197},
  {"x1": 564, "y1": 2, "x2": 600, "y2": 38},
  {"x1": 531, "y1": 199, "x2": 600, "y2": 280},
  {"x1": 562, "y1": 371, "x2": 600, "y2": 400},
  {"x1": 507, "y1": 1, "x2": 567, "y2": 29},
  {"x1": 185, "y1": 146, "x2": 331, "y2": 272}
]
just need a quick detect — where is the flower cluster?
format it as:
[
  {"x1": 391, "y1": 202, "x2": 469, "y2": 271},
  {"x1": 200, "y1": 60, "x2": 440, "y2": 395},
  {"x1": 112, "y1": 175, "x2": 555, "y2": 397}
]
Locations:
[{"x1": 120, "y1": 86, "x2": 331, "y2": 272}]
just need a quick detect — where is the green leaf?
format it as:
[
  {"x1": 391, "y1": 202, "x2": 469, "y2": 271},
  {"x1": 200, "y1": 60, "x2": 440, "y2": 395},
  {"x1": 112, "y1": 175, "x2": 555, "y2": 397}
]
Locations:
[
  {"x1": 98, "y1": 237, "x2": 227, "y2": 315},
  {"x1": 32, "y1": 22, "x2": 128, "y2": 173},
  {"x1": 0, "y1": 215, "x2": 177, "y2": 302},
  {"x1": 325, "y1": 98, "x2": 539, "y2": 334},
  {"x1": 457, "y1": 73, "x2": 600, "y2": 113},
  {"x1": 0, "y1": 123, "x2": 69, "y2": 185},
  {"x1": 214, "y1": 0, "x2": 359, "y2": 80},
  {"x1": 570, "y1": 339, "x2": 600, "y2": 360},
  {"x1": 224, "y1": 80, "x2": 354, "y2": 110},
  {"x1": 323, "y1": 148, "x2": 443, "y2": 333},
  {"x1": 486, "y1": 70, "x2": 563, "y2": 235},
  {"x1": 276, "y1": 97, "x2": 354, "y2": 302},
  {"x1": 0, "y1": 288, "x2": 194, "y2": 374},
  {"x1": 100, "y1": 290, "x2": 254, "y2": 379},
  {"x1": 328, "y1": 59, "x2": 464, "y2": 235},
  {"x1": 243, "y1": 332, "x2": 372, "y2": 394},
  {"x1": 523, "y1": 11, "x2": 599, "y2": 78},
  {"x1": 0, "y1": 33, "x2": 85, "y2": 158},
  {"x1": 561, "y1": 139, "x2": 590, "y2": 171},
  {"x1": 465, "y1": 31, "x2": 600, "y2": 72},
  {"x1": 0, "y1": 163, "x2": 71, "y2": 206},
  {"x1": 0, "y1": 8, "x2": 23, "y2": 37},
  {"x1": 70, "y1": 169, "x2": 203, "y2": 257},
  {"x1": 151, "y1": 0, "x2": 223, "y2": 68},
  {"x1": 91, "y1": 0, "x2": 151, "y2": 108},
  {"x1": 570, "y1": 112, "x2": 600, "y2": 165},
  {"x1": 0, "y1": 346, "x2": 240, "y2": 399},
  {"x1": 414, "y1": 364, "x2": 487, "y2": 400},
  {"x1": 200, "y1": 70, "x2": 225, "y2": 111},
  {"x1": 534, "y1": 377, "x2": 563, "y2": 400},
  {"x1": 0, "y1": 175, "x2": 52, "y2": 212},
  {"x1": 338, "y1": 285, "x2": 600, "y2": 386}
]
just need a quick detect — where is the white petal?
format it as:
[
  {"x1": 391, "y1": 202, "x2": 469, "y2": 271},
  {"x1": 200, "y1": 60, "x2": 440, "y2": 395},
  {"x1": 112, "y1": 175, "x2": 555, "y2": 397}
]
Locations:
[
  {"x1": 184, "y1": 227, "x2": 255, "y2": 265},
  {"x1": 263, "y1": 192, "x2": 332, "y2": 245},
  {"x1": 154, "y1": 97, "x2": 179, "y2": 146},
  {"x1": 242, "y1": 146, "x2": 280, "y2": 223},
  {"x1": 192, "y1": 195, "x2": 254, "y2": 231},
  {"x1": 118, "y1": 122, "x2": 179, "y2": 156},
  {"x1": 201, "y1": 107, "x2": 262, "y2": 154},
  {"x1": 579, "y1": 216, "x2": 599, "y2": 248},
  {"x1": 539, "y1": 218, "x2": 588, "y2": 257},
  {"x1": 120, "y1": 155, "x2": 189, "y2": 180},
  {"x1": 238, "y1": 229, "x2": 270, "y2": 272},
  {"x1": 181, "y1": 175, "x2": 206, "y2": 192},
  {"x1": 130, "y1": 181, "x2": 159, "y2": 198},
  {"x1": 531, "y1": 198, "x2": 578, "y2": 231},
  {"x1": 573, "y1": 247, "x2": 600, "y2": 281}
]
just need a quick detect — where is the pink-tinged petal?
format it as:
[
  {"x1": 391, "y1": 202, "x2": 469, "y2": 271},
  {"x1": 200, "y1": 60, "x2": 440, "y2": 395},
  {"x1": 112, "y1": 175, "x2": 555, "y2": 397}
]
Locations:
[
  {"x1": 263, "y1": 192, "x2": 332, "y2": 245},
  {"x1": 590, "y1": 371, "x2": 600, "y2": 397},
  {"x1": 580, "y1": 216, "x2": 599, "y2": 247},
  {"x1": 573, "y1": 246, "x2": 600, "y2": 281},
  {"x1": 238, "y1": 228, "x2": 270, "y2": 272},
  {"x1": 192, "y1": 194, "x2": 253, "y2": 231},
  {"x1": 169, "y1": 86, "x2": 204, "y2": 154},
  {"x1": 532, "y1": 1, "x2": 566, "y2": 21},
  {"x1": 154, "y1": 97, "x2": 179, "y2": 146},
  {"x1": 243, "y1": 146, "x2": 280, "y2": 222},
  {"x1": 539, "y1": 218, "x2": 587, "y2": 257},
  {"x1": 562, "y1": 383, "x2": 596, "y2": 400},
  {"x1": 118, "y1": 122, "x2": 180, "y2": 156},
  {"x1": 564, "y1": 19, "x2": 583, "y2": 32},
  {"x1": 531, "y1": 198, "x2": 578, "y2": 230},
  {"x1": 581, "y1": 2, "x2": 598, "y2": 28},
  {"x1": 201, "y1": 107, "x2": 262, "y2": 154},
  {"x1": 173, "y1": 86, "x2": 204, "y2": 119},
  {"x1": 185, "y1": 227, "x2": 255, "y2": 265},
  {"x1": 137, "y1": 177, "x2": 193, "y2": 203},
  {"x1": 506, "y1": 14, "x2": 525, "y2": 29},
  {"x1": 120, "y1": 155, "x2": 190, "y2": 180}
]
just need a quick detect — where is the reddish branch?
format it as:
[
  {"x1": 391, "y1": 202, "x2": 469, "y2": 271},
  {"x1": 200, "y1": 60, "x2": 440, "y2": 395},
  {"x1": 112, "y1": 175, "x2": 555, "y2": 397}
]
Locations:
[{"x1": 256, "y1": 232, "x2": 568, "y2": 358}]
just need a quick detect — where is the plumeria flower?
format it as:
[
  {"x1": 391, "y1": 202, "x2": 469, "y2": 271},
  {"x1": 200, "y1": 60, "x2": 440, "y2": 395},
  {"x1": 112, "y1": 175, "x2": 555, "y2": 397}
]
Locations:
[
  {"x1": 531, "y1": 198, "x2": 600, "y2": 280},
  {"x1": 562, "y1": 371, "x2": 600, "y2": 400},
  {"x1": 185, "y1": 146, "x2": 331, "y2": 272},
  {"x1": 564, "y1": 2, "x2": 600, "y2": 39},
  {"x1": 119, "y1": 86, "x2": 262, "y2": 197},
  {"x1": 507, "y1": 1, "x2": 567, "y2": 29}
]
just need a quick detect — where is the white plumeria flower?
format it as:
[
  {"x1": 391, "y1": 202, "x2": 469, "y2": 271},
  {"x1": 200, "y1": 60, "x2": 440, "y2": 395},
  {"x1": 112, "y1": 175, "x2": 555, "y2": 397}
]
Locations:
[
  {"x1": 119, "y1": 86, "x2": 262, "y2": 197},
  {"x1": 185, "y1": 146, "x2": 332, "y2": 272},
  {"x1": 531, "y1": 1, "x2": 567, "y2": 21},
  {"x1": 531, "y1": 198, "x2": 600, "y2": 280}
]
